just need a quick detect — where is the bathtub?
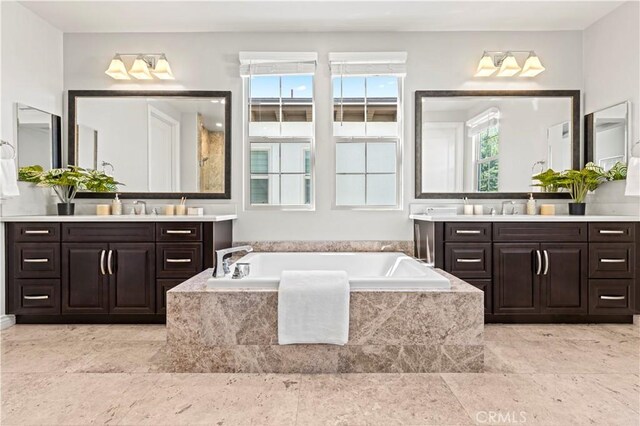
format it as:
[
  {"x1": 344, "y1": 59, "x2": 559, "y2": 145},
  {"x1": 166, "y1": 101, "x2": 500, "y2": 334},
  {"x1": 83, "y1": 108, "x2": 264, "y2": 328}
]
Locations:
[{"x1": 206, "y1": 252, "x2": 450, "y2": 290}]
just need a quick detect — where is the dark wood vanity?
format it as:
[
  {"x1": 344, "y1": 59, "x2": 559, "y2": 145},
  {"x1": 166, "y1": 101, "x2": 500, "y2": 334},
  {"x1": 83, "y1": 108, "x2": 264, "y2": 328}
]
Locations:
[
  {"x1": 416, "y1": 220, "x2": 638, "y2": 322},
  {"x1": 5, "y1": 220, "x2": 232, "y2": 323}
]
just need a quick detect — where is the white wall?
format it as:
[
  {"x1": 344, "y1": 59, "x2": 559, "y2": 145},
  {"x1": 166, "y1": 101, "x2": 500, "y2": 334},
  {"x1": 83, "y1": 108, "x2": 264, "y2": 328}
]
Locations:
[
  {"x1": 63, "y1": 30, "x2": 583, "y2": 241},
  {"x1": 583, "y1": 1, "x2": 640, "y2": 215},
  {"x1": 0, "y1": 1, "x2": 64, "y2": 326}
]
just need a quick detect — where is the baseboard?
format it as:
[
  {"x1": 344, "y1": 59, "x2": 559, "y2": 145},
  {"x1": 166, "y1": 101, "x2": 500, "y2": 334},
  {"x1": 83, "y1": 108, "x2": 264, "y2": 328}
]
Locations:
[{"x1": 0, "y1": 314, "x2": 16, "y2": 330}]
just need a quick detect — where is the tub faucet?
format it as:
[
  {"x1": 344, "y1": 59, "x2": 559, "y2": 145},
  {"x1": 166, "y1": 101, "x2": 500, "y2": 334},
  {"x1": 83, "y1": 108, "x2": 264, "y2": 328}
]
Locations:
[
  {"x1": 501, "y1": 200, "x2": 515, "y2": 215},
  {"x1": 214, "y1": 245, "x2": 253, "y2": 278}
]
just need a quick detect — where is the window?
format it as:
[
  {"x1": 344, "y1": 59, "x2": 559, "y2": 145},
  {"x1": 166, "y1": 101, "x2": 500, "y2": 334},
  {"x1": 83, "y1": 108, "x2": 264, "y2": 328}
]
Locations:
[
  {"x1": 330, "y1": 52, "x2": 406, "y2": 208},
  {"x1": 468, "y1": 108, "x2": 500, "y2": 192},
  {"x1": 241, "y1": 53, "x2": 316, "y2": 208}
]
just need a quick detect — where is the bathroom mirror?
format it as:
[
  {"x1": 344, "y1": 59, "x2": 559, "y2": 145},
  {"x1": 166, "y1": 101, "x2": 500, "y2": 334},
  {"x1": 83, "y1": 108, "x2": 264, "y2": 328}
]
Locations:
[
  {"x1": 15, "y1": 103, "x2": 62, "y2": 169},
  {"x1": 585, "y1": 101, "x2": 630, "y2": 170},
  {"x1": 415, "y1": 90, "x2": 580, "y2": 198},
  {"x1": 68, "y1": 90, "x2": 231, "y2": 199}
]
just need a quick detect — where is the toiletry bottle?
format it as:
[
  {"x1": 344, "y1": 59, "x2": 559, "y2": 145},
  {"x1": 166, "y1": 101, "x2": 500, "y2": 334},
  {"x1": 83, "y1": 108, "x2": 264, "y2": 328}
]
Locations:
[
  {"x1": 111, "y1": 193, "x2": 123, "y2": 216},
  {"x1": 526, "y1": 193, "x2": 536, "y2": 215}
]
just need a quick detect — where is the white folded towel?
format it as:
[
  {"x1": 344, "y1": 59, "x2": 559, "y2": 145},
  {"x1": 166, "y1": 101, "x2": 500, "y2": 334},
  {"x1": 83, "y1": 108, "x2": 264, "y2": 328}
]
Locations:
[
  {"x1": 278, "y1": 270, "x2": 349, "y2": 345},
  {"x1": 0, "y1": 159, "x2": 20, "y2": 198},
  {"x1": 625, "y1": 157, "x2": 640, "y2": 196}
]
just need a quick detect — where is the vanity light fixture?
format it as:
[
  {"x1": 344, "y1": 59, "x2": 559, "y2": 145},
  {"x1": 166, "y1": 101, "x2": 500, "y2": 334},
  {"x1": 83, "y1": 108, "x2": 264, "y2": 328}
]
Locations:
[
  {"x1": 105, "y1": 53, "x2": 175, "y2": 80},
  {"x1": 475, "y1": 50, "x2": 545, "y2": 78}
]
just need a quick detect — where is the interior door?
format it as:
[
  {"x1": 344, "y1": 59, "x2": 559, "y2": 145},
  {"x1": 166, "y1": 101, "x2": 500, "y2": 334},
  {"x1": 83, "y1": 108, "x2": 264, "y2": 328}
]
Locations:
[
  {"x1": 493, "y1": 243, "x2": 540, "y2": 314},
  {"x1": 62, "y1": 243, "x2": 109, "y2": 314},
  {"x1": 148, "y1": 106, "x2": 180, "y2": 192},
  {"x1": 109, "y1": 243, "x2": 155, "y2": 314},
  {"x1": 540, "y1": 243, "x2": 588, "y2": 314},
  {"x1": 421, "y1": 122, "x2": 464, "y2": 192}
]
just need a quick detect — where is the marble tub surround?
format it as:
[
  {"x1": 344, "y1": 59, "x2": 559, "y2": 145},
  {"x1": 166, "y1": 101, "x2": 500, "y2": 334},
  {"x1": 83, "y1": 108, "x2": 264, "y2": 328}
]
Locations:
[
  {"x1": 166, "y1": 269, "x2": 484, "y2": 373},
  {"x1": 233, "y1": 240, "x2": 415, "y2": 256}
]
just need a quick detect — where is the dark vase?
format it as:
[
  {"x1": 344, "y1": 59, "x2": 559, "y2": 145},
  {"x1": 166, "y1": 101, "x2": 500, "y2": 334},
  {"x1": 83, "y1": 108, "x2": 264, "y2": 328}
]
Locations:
[
  {"x1": 568, "y1": 202, "x2": 586, "y2": 216},
  {"x1": 57, "y1": 203, "x2": 75, "y2": 216}
]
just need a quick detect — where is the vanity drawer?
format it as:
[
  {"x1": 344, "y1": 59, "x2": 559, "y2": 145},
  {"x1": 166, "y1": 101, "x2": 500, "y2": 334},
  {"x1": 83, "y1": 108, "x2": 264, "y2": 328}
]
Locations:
[
  {"x1": 444, "y1": 243, "x2": 492, "y2": 278},
  {"x1": 493, "y1": 223, "x2": 587, "y2": 242},
  {"x1": 589, "y1": 223, "x2": 635, "y2": 242},
  {"x1": 156, "y1": 278, "x2": 185, "y2": 314},
  {"x1": 62, "y1": 223, "x2": 155, "y2": 242},
  {"x1": 156, "y1": 243, "x2": 203, "y2": 278},
  {"x1": 588, "y1": 279, "x2": 633, "y2": 314},
  {"x1": 13, "y1": 279, "x2": 61, "y2": 315},
  {"x1": 156, "y1": 223, "x2": 202, "y2": 242},
  {"x1": 465, "y1": 278, "x2": 492, "y2": 314},
  {"x1": 10, "y1": 223, "x2": 60, "y2": 242},
  {"x1": 589, "y1": 243, "x2": 635, "y2": 279},
  {"x1": 444, "y1": 223, "x2": 492, "y2": 242},
  {"x1": 13, "y1": 243, "x2": 60, "y2": 279}
]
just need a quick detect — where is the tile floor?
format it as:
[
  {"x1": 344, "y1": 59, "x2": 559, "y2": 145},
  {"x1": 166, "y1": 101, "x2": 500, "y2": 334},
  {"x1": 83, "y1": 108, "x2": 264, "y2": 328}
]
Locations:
[{"x1": 1, "y1": 323, "x2": 638, "y2": 425}]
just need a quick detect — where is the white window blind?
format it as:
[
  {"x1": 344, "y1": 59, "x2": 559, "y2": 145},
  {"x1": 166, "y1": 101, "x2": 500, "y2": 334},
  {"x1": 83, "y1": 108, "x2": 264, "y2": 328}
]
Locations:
[
  {"x1": 239, "y1": 52, "x2": 317, "y2": 76},
  {"x1": 329, "y1": 52, "x2": 407, "y2": 76}
]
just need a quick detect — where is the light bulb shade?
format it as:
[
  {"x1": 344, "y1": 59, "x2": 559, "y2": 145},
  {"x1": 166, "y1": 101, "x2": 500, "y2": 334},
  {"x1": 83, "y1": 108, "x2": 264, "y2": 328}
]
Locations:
[
  {"x1": 129, "y1": 57, "x2": 153, "y2": 80},
  {"x1": 497, "y1": 53, "x2": 521, "y2": 77},
  {"x1": 152, "y1": 56, "x2": 174, "y2": 80},
  {"x1": 475, "y1": 53, "x2": 497, "y2": 77},
  {"x1": 520, "y1": 53, "x2": 545, "y2": 77},
  {"x1": 105, "y1": 55, "x2": 130, "y2": 80}
]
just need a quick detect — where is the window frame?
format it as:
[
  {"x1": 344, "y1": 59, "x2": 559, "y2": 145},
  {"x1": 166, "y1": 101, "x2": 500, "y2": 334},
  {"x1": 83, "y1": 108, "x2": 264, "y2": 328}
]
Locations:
[
  {"x1": 470, "y1": 111, "x2": 500, "y2": 192},
  {"x1": 243, "y1": 74, "x2": 316, "y2": 211},
  {"x1": 331, "y1": 75, "x2": 404, "y2": 210}
]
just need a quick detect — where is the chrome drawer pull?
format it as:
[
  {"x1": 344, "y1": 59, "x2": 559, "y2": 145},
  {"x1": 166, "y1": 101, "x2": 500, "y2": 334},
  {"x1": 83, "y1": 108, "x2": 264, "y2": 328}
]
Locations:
[
  {"x1": 166, "y1": 258, "x2": 192, "y2": 263},
  {"x1": 600, "y1": 295, "x2": 625, "y2": 300},
  {"x1": 24, "y1": 230, "x2": 50, "y2": 235},
  {"x1": 600, "y1": 259, "x2": 626, "y2": 263},
  {"x1": 456, "y1": 258, "x2": 482, "y2": 263},
  {"x1": 166, "y1": 230, "x2": 192, "y2": 234},
  {"x1": 456, "y1": 230, "x2": 481, "y2": 234},
  {"x1": 23, "y1": 258, "x2": 49, "y2": 263},
  {"x1": 23, "y1": 295, "x2": 49, "y2": 300},
  {"x1": 599, "y1": 230, "x2": 625, "y2": 234}
]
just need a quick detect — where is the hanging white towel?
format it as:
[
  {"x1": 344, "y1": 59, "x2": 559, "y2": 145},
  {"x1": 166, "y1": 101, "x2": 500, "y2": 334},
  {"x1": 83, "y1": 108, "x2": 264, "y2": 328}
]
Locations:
[
  {"x1": 625, "y1": 157, "x2": 640, "y2": 196},
  {"x1": 0, "y1": 159, "x2": 20, "y2": 198},
  {"x1": 278, "y1": 270, "x2": 349, "y2": 345}
]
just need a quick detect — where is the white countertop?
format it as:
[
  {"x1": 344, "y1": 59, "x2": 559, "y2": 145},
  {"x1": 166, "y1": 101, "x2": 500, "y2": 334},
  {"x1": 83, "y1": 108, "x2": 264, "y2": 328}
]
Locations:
[
  {"x1": 410, "y1": 214, "x2": 640, "y2": 222},
  {"x1": 0, "y1": 214, "x2": 237, "y2": 223}
]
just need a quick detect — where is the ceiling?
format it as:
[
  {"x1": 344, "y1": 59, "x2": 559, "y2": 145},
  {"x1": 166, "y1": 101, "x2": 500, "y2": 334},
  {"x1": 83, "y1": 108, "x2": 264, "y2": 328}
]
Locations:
[{"x1": 20, "y1": 1, "x2": 623, "y2": 33}]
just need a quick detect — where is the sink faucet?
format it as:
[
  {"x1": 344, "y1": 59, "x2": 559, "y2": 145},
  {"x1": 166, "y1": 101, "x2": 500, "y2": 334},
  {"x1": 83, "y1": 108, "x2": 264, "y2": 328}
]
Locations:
[
  {"x1": 133, "y1": 200, "x2": 147, "y2": 215},
  {"x1": 214, "y1": 245, "x2": 253, "y2": 278},
  {"x1": 501, "y1": 200, "x2": 515, "y2": 215}
]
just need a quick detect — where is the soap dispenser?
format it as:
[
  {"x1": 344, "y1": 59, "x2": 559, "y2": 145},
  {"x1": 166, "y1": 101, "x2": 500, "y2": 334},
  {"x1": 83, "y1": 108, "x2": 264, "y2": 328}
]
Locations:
[
  {"x1": 111, "y1": 193, "x2": 123, "y2": 216},
  {"x1": 526, "y1": 193, "x2": 536, "y2": 215}
]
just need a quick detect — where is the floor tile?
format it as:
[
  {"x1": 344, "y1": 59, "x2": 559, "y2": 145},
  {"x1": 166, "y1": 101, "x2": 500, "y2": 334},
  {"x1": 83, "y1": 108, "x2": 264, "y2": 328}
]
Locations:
[
  {"x1": 296, "y1": 373, "x2": 473, "y2": 425},
  {"x1": 0, "y1": 341, "x2": 98, "y2": 373}
]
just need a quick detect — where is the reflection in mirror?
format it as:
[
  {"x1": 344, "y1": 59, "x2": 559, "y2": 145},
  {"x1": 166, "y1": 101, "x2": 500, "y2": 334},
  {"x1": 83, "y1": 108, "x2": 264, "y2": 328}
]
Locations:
[
  {"x1": 74, "y1": 96, "x2": 227, "y2": 194},
  {"x1": 587, "y1": 101, "x2": 629, "y2": 170},
  {"x1": 419, "y1": 94, "x2": 576, "y2": 195},
  {"x1": 16, "y1": 104, "x2": 61, "y2": 169}
]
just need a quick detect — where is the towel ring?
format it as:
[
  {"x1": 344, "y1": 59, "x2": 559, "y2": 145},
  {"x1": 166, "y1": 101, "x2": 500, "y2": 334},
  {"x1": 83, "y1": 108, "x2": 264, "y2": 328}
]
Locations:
[{"x1": 0, "y1": 140, "x2": 16, "y2": 160}]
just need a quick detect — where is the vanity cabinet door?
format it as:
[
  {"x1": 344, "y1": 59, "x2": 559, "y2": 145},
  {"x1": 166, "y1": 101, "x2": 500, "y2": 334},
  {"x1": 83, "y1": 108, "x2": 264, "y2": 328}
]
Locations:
[
  {"x1": 493, "y1": 243, "x2": 540, "y2": 314},
  {"x1": 109, "y1": 243, "x2": 156, "y2": 314},
  {"x1": 62, "y1": 243, "x2": 110, "y2": 314},
  {"x1": 540, "y1": 243, "x2": 588, "y2": 314}
]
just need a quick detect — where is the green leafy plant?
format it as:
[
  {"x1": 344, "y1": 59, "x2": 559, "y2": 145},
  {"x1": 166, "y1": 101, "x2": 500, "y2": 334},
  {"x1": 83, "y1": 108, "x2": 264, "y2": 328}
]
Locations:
[
  {"x1": 531, "y1": 168, "x2": 562, "y2": 193},
  {"x1": 604, "y1": 161, "x2": 628, "y2": 181},
  {"x1": 556, "y1": 164, "x2": 608, "y2": 203},
  {"x1": 18, "y1": 165, "x2": 122, "y2": 204}
]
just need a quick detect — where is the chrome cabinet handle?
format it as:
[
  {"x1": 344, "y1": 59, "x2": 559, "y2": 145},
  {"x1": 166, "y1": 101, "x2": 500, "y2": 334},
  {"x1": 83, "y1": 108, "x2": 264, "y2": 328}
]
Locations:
[
  {"x1": 456, "y1": 230, "x2": 481, "y2": 234},
  {"x1": 24, "y1": 230, "x2": 50, "y2": 234},
  {"x1": 456, "y1": 258, "x2": 482, "y2": 263},
  {"x1": 100, "y1": 250, "x2": 106, "y2": 275},
  {"x1": 107, "y1": 250, "x2": 114, "y2": 275},
  {"x1": 166, "y1": 230, "x2": 192, "y2": 234},
  {"x1": 599, "y1": 230, "x2": 624, "y2": 234},
  {"x1": 600, "y1": 295, "x2": 625, "y2": 300},
  {"x1": 543, "y1": 250, "x2": 549, "y2": 275},
  {"x1": 535, "y1": 250, "x2": 542, "y2": 275},
  {"x1": 23, "y1": 258, "x2": 49, "y2": 263},
  {"x1": 166, "y1": 258, "x2": 192, "y2": 263},
  {"x1": 23, "y1": 295, "x2": 49, "y2": 300},
  {"x1": 600, "y1": 258, "x2": 626, "y2": 263}
]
